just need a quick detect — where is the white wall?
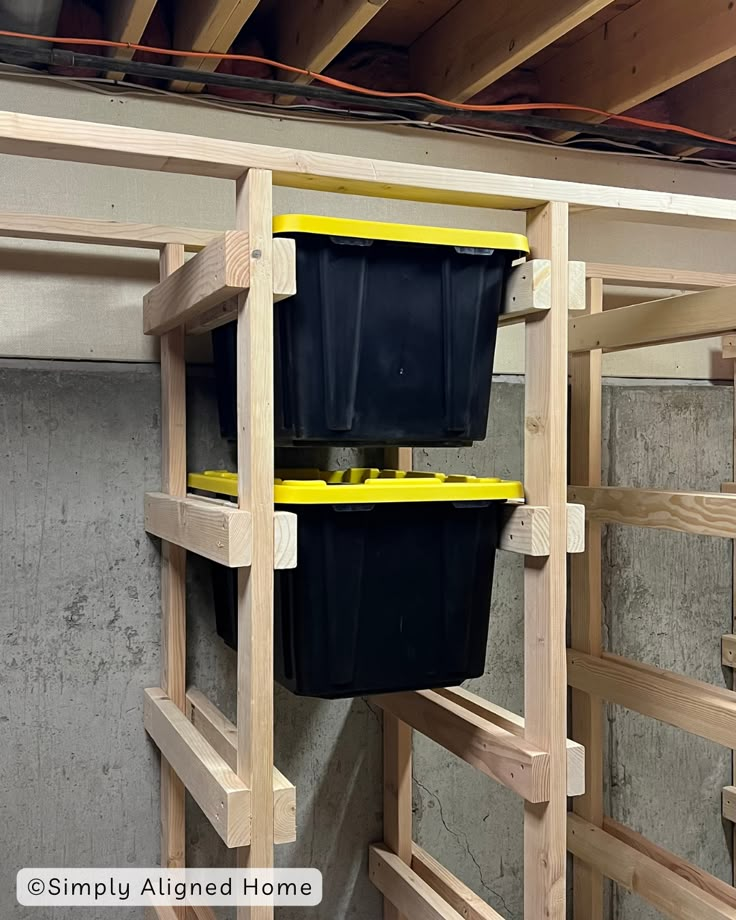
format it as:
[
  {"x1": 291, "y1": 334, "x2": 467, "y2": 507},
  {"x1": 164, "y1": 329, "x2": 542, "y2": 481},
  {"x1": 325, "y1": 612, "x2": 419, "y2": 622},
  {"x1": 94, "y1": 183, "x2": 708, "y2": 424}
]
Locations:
[{"x1": 1, "y1": 73, "x2": 736, "y2": 377}]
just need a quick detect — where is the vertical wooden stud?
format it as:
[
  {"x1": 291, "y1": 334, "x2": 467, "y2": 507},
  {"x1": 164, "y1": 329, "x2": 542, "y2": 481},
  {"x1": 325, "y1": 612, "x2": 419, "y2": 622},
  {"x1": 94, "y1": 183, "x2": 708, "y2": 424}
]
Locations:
[
  {"x1": 235, "y1": 169, "x2": 275, "y2": 920},
  {"x1": 570, "y1": 277, "x2": 604, "y2": 917},
  {"x1": 159, "y1": 244, "x2": 187, "y2": 913},
  {"x1": 383, "y1": 445, "x2": 413, "y2": 920},
  {"x1": 523, "y1": 203, "x2": 569, "y2": 920}
]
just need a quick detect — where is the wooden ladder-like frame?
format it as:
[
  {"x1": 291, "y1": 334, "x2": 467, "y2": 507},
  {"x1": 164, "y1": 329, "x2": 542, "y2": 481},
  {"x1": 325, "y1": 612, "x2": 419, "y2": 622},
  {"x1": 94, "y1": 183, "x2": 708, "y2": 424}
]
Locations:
[
  {"x1": 6, "y1": 107, "x2": 736, "y2": 919},
  {"x1": 569, "y1": 262, "x2": 736, "y2": 920}
]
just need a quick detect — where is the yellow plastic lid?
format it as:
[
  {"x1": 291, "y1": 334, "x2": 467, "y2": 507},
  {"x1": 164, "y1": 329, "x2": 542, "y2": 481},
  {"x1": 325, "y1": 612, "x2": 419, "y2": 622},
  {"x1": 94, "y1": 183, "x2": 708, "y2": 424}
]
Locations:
[
  {"x1": 273, "y1": 214, "x2": 529, "y2": 254},
  {"x1": 188, "y1": 468, "x2": 524, "y2": 505}
]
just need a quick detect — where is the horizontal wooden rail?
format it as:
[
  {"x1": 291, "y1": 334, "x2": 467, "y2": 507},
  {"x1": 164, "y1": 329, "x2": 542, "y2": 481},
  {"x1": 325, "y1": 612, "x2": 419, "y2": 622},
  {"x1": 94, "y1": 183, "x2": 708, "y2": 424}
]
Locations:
[
  {"x1": 370, "y1": 844, "x2": 466, "y2": 920},
  {"x1": 144, "y1": 688, "x2": 251, "y2": 848},
  {"x1": 722, "y1": 634, "x2": 736, "y2": 666},
  {"x1": 0, "y1": 210, "x2": 219, "y2": 251},
  {"x1": 436, "y1": 686, "x2": 584, "y2": 797},
  {"x1": 723, "y1": 786, "x2": 736, "y2": 823},
  {"x1": 143, "y1": 232, "x2": 296, "y2": 335},
  {"x1": 499, "y1": 259, "x2": 585, "y2": 325},
  {"x1": 568, "y1": 485, "x2": 736, "y2": 538},
  {"x1": 568, "y1": 814, "x2": 736, "y2": 919},
  {"x1": 569, "y1": 284, "x2": 736, "y2": 353},
  {"x1": 144, "y1": 493, "x2": 297, "y2": 569},
  {"x1": 410, "y1": 844, "x2": 504, "y2": 920},
  {"x1": 186, "y1": 688, "x2": 296, "y2": 844},
  {"x1": 586, "y1": 262, "x2": 736, "y2": 289},
  {"x1": 568, "y1": 650, "x2": 736, "y2": 749},
  {"x1": 500, "y1": 502, "x2": 585, "y2": 555},
  {"x1": 5, "y1": 110, "x2": 736, "y2": 224},
  {"x1": 145, "y1": 908, "x2": 216, "y2": 920},
  {"x1": 723, "y1": 335, "x2": 736, "y2": 360},
  {"x1": 373, "y1": 688, "x2": 550, "y2": 802}
]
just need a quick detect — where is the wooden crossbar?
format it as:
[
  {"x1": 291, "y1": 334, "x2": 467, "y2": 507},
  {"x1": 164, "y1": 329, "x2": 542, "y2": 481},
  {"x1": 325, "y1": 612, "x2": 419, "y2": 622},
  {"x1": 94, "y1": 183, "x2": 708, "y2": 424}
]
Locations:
[
  {"x1": 370, "y1": 845, "x2": 467, "y2": 920},
  {"x1": 586, "y1": 262, "x2": 736, "y2": 289},
  {"x1": 410, "y1": 844, "x2": 505, "y2": 920},
  {"x1": 568, "y1": 650, "x2": 736, "y2": 749},
  {"x1": 569, "y1": 486, "x2": 736, "y2": 538},
  {"x1": 499, "y1": 259, "x2": 586, "y2": 325},
  {"x1": 568, "y1": 815, "x2": 736, "y2": 919}
]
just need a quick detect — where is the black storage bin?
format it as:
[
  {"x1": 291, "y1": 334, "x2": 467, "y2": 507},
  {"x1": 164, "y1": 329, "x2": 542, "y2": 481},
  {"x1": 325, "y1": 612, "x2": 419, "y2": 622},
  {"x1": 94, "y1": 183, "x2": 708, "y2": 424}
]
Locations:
[
  {"x1": 212, "y1": 216, "x2": 529, "y2": 446},
  {"x1": 189, "y1": 468, "x2": 524, "y2": 699}
]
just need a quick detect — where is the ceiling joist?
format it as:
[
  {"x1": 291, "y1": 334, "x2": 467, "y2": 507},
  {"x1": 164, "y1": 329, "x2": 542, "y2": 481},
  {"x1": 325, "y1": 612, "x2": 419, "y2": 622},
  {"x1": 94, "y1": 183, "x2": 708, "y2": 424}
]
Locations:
[
  {"x1": 170, "y1": 0, "x2": 261, "y2": 93},
  {"x1": 409, "y1": 0, "x2": 616, "y2": 106},
  {"x1": 104, "y1": 0, "x2": 158, "y2": 82},
  {"x1": 665, "y1": 59, "x2": 736, "y2": 157},
  {"x1": 537, "y1": 0, "x2": 736, "y2": 140}
]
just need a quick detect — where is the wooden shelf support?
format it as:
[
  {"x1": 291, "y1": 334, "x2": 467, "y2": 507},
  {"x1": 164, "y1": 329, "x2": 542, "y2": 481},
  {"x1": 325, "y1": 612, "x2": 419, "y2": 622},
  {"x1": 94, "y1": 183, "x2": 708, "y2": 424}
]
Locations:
[
  {"x1": 500, "y1": 502, "x2": 585, "y2": 555},
  {"x1": 500, "y1": 259, "x2": 586, "y2": 325}
]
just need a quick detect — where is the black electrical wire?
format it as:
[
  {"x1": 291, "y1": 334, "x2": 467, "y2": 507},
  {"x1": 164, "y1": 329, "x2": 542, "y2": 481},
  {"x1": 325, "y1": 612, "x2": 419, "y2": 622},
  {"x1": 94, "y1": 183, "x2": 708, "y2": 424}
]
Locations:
[{"x1": 0, "y1": 42, "x2": 730, "y2": 153}]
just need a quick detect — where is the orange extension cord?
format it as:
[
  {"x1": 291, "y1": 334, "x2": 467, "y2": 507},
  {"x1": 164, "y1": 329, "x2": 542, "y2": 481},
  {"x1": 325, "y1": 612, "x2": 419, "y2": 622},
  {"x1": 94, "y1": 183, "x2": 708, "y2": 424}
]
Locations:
[{"x1": 2, "y1": 27, "x2": 735, "y2": 149}]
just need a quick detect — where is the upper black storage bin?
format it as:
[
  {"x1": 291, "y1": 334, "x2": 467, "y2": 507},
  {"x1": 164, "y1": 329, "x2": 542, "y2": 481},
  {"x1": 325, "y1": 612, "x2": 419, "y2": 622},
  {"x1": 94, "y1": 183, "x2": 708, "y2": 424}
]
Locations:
[{"x1": 212, "y1": 216, "x2": 529, "y2": 446}]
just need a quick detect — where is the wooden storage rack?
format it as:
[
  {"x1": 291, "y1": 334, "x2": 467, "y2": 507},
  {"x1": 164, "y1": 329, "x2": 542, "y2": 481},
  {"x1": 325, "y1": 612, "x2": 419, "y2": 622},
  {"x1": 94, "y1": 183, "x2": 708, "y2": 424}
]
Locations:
[
  {"x1": 569, "y1": 263, "x2": 736, "y2": 920},
  {"x1": 4, "y1": 108, "x2": 736, "y2": 919}
]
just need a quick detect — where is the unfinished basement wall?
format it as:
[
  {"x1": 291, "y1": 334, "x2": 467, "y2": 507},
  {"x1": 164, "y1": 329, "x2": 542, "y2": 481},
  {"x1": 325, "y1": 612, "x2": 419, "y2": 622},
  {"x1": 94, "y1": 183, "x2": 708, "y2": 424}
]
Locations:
[{"x1": 1, "y1": 75, "x2": 735, "y2": 920}]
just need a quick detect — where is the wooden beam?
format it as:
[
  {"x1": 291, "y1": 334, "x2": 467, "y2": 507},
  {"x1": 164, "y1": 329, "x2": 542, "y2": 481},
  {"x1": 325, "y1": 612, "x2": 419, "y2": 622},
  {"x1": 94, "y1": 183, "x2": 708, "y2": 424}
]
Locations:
[
  {"x1": 186, "y1": 688, "x2": 296, "y2": 844},
  {"x1": 369, "y1": 844, "x2": 466, "y2": 920},
  {"x1": 144, "y1": 493, "x2": 297, "y2": 569},
  {"x1": 435, "y1": 686, "x2": 585, "y2": 797},
  {"x1": 664, "y1": 59, "x2": 736, "y2": 158},
  {"x1": 170, "y1": 1, "x2": 262, "y2": 93},
  {"x1": 568, "y1": 650, "x2": 736, "y2": 749},
  {"x1": 158, "y1": 244, "x2": 187, "y2": 890},
  {"x1": 500, "y1": 502, "x2": 585, "y2": 555},
  {"x1": 523, "y1": 202, "x2": 568, "y2": 920},
  {"x1": 0, "y1": 212, "x2": 219, "y2": 251},
  {"x1": 235, "y1": 168, "x2": 274, "y2": 920},
  {"x1": 569, "y1": 486, "x2": 736, "y2": 539},
  {"x1": 276, "y1": 0, "x2": 390, "y2": 102},
  {"x1": 410, "y1": 845, "x2": 504, "y2": 920},
  {"x1": 586, "y1": 262, "x2": 736, "y2": 290},
  {"x1": 570, "y1": 274, "x2": 604, "y2": 920},
  {"x1": 722, "y1": 634, "x2": 736, "y2": 667},
  {"x1": 537, "y1": 0, "x2": 736, "y2": 136},
  {"x1": 373, "y1": 689, "x2": 550, "y2": 803},
  {"x1": 143, "y1": 233, "x2": 296, "y2": 335},
  {"x1": 723, "y1": 335, "x2": 736, "y2": 360},
  {"x1": 568, "y1": 814, "x2": 736, "y2": 919},
  {"x1": 410, "y1": 0, "x2": 615, "y2": 106},
  {"x1": 569, "y1": 284, "x2": 736, "y2": 353},
  {"x1": 5, "y1": 111, "x2": 736, "y2": 225},
  {"x1": 723, "y1": 786, "x2": 736, "y2": 823},
  {"x1": 104, "y1": 0, "x2": 157, "y2": 82},
  {"x1": 499, "y1": 260, "x2": 586, "y2": 326},
  {"x1": 144, "y1": 688, "x2": 251, "y2": 848}
]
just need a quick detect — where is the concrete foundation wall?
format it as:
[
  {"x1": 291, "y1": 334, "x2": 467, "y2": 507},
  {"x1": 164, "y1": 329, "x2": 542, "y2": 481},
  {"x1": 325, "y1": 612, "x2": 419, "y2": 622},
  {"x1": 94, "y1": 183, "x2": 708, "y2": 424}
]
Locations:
[{"x1": 1, "y1": 364, "x2": 732, "y2": 920}]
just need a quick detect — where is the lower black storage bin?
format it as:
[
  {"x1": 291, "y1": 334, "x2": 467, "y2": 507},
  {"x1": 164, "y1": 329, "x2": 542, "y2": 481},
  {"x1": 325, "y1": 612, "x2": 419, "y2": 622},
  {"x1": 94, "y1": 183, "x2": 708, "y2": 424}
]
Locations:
[
  {"x1": 190, "y1": 468, "x2": 523, "y2": 699},
  {"x1": 212, "y1": 215, "x2": 529, "y2": 446}
]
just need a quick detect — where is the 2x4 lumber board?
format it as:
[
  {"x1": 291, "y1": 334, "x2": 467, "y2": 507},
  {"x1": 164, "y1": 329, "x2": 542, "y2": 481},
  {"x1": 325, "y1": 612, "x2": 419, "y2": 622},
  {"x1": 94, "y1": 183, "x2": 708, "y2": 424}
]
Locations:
[
  {"x1": 147, "y1": 906, "x2": 217, "y2": 920},
  {"x1": 143, "y1": 233, "x2": 296, "y2": 335},
  {"x1": 277, "y1": 0, "x2": 390, "y2": 102},
  {"x1": 409, "y1": 0, "x2": 615, "y2": 107},
  {"x1": 568, "y1": 650, "x2": 736, "y2": 749},
  {"x1": 373, "y1": 689, "x2": 550, "y2": 803},
  {"x1": 537, "y1": 0, "x2": 736, "y2": 136},
  {"x1": 235, "y1": 169, "x2": 274, "y2": 918},
  {"x1": 144, "y1": 493, "x2": 297, "y2": 569},
  {"x1": 569, "y1": 284, "x2": 736, "y2": 353},
  {"x1": 568, "y1": 814, "x2": 736, "y2": 920},
  {"x1": 186, "y1": 688, "x2": 296, "y2": 844},
  {"x1": 434, "y1": 686, "x2": 585, "y2": 797},
  {"x1": 523, "y1": 202, "x2": 569, "y2": 920},
  {"x1": 570, "y1": 274, "x2": 604, "y2": 920},
  {"x1": 499, "y1": 502, "x2": 585, "y2": 555},
  {"x1": 6, "y1": 112, "x2": 736, "y2": 225},
  {"x1": 382, "y1": 444, "x2": 412, "y2": 920},
  {"x1": 586, "y1": 262, "x2": 736, "y2": 290},
  {"x1": 369, "y1": 844, "x2": 466, "y2": 920},
  {"x1": 170, "y1": 1, "x2": 262, "y2": 93},
  {"x1": 569, "y1": 485, "x2": 736, "y2": 539},
  {"x1": 410, "y1": 845, "x2": 504, "y2": 920},
  {"x1": 104, "y1": 0, "x2": 157, "y2": 82},
  {"x1": 723, "y1": 335, "x2": 736, "y2": 360},
  {"x1": 144, "y1": 688, "x2": 251, "y2": 848},
  {"x1": 499, "y1": 259, "x2": 585, "y2": 326},
  {"x1": 0, "y1": 212, "x2": 219, "y2": 251},
  {"x1": 722, "y1": 634, "x2": 736, "y2": 667},
  {"x1": 665, "y1": 60, "x2": 736, "y2": 158},
  {"x1": 159, "y1": 244, "x2": 187, "y2": 877},
  {"x1": 723, "y1": 786, "x2": 736, "y2": 823}
]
